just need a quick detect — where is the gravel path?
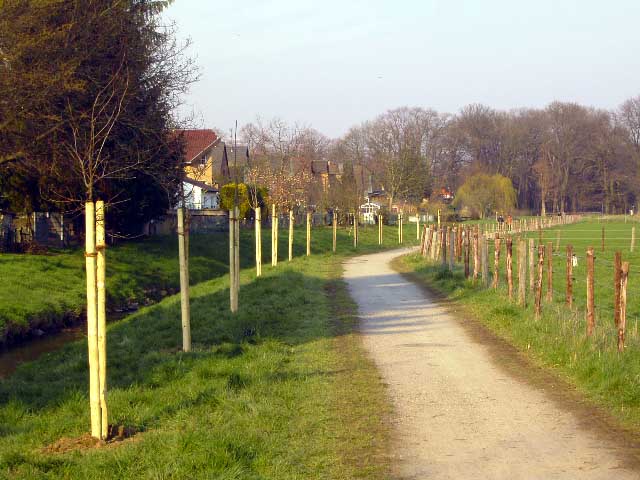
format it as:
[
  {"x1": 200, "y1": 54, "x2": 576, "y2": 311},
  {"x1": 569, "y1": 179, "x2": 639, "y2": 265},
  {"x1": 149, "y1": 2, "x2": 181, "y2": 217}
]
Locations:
[{"x1": 343, "y1": 248, "x2": 639, "y2": 480}]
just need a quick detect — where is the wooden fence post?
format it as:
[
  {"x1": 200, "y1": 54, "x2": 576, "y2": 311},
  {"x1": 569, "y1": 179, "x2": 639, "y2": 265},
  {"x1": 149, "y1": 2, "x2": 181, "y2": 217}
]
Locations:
[
  {"x1": 506, "y1": 237, "x2": 513, "y2": 299},
  {"x1": 493, "y1": 235, "x2": 501, "y2": 289},
  {"x1": 333, "y1": 213, "x2": 337, "y2": 253},
  {"x1": 619, "y1": 262, "x2": 629, "y2": 352},
  {"x1": 449, "y1": 229, "x2": 455, "y2": 271},
  {"x1": 631, "y1": 226, "x2": 636, "y2": 253},
  {"x1": 289, "y1": 210, "x2": 294, "y2": 261},
  {"x1": 518, "y1": 239, "x2": 526, "y2": 306},
  {"x1": 95, "y1": 200, "x2": 108, "y2": 439},
  {"x1": 566, "y1": 244, "x2": 573, "y2": 308},
  {"x1": 473, "y1": 227, "x2": 479, "y2": 280},
  {"x1": 442, "y1": 227, "x2": 448, "y2": 266},
  {"x1": 378, "y1": 214, "x2": 383, "y2": 245},
  {"x1": 529, "y1": 239, "x2": 535, "y2": 293},
  {"x1": 546, "y1": 242, "x2": 553, "y2": 302},
  {"x1": 306, "y1": 211, "x2": 311, "y2": 256},
  {"x1": 614, "y1": 252, "x2": 622, "y2": 327},
  {"x1": 535, "y1": 245, "x2": 544, "y2": 319},
  {"x1": 586, "y1": 247, "x2": 595, "y2": 336},
  {"x1": 464, "y1": 227, "x2": 470, "y2": 278},
  {"x1": 481, "y1": 236, "x2": 489, "y2": 287},
  {"x1": 417, "y1": 215, "x2": 420, "y2": 240},
  {"x1": 457, "y1": 226, "x2": 463, "y2": 262}
]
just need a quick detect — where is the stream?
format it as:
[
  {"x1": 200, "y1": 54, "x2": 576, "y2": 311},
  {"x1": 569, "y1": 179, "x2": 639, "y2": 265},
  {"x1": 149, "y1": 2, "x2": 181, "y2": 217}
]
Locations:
[{"x1": 0, "y1": 327, "x2": 84, "y2": 379}]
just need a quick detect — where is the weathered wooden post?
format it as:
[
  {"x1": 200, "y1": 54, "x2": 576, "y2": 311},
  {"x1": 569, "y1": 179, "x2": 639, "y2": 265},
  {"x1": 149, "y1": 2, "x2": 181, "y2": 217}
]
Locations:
[
  {"x1": 333, "y1": 213, "x2": 337, "y2": 253},
  {"x1": 506, "y1": 237, "x2": 513, "y2": 299},
  {"x1": 546, "y1": 242, "x2": 553, "y2": 302},
  {"x1": 442, "y1": 227, "x2": 448, "y2": 266},
  {"x1": 481, "y1": 235, "x2": 489, "y2": 287},
  {"x1": 529, "y1": 239, "x2": 535, "y2": 293},
  {"x1": 535, "y1": 245, "x2": 544, "y2": 319},
  {"x1": 464, "y1": 227, "x2": 470, "y2": 278},
  {"x1": 229, "y1": 207, "x2": 238, "y2": 313},
  {"x1": 416, "y1": 215, "x2": 420, "y2": 240},
  {"x1": 378, "y1": 214, "x2": 383, "y2": 245},
  {"x1": 619, "y1": 262, "x2": 629, "y2": 352},
  {"x1": 288, "y1": 210, "x2": 294, "y2": 261},
  {"x1": 586, "y1": 247, "x2": 595, "y2": 336},
  {"x1": 398, "y1": 213, "x2": 403, "y2": 244},
  {"x1": 448, "y1": 229, "x2": 455, "y2": 271},
  {"x1": 177, "y1": 206, "x2": 191, "y2": 350},
  {"x1": 631, "y1": 226, "x2": 636, "y2": 253},
  {"x1": 95, "y1": 200, "x2": 108, "y2": 439},
  {"x1": 457, "y1": 226, "x2": 463, "y2": 262},
  {"x1": 493, "y1": 235, "x2": 501, "y2": 289},
  {"x1": 473, "y1": 227, "x2": 479, "y2": 280},
  {"x1": 255, "y1": 207, "x2": 262, "y2": 276},
  {"x1": 566, "y1": 244, "x2": 573, "y2": 308},
  {"x1": 614, "y1": 252, "x2": 622, "y2": 327},
  {"x1": 85, "y1": 202, "x2": 101, "y2": 439},
  {"x1": 306, "y1": 211, "x2": 311, "y2": 256},
  {"x1": 518, "y1": 239, "x2": 526, "y2": 306}
]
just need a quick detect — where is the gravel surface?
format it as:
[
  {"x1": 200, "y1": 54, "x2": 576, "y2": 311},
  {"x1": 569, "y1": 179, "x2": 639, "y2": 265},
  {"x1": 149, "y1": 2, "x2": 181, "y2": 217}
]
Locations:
[{"x1": 344, "y1": 248, "x2": 639, "y2": 480}]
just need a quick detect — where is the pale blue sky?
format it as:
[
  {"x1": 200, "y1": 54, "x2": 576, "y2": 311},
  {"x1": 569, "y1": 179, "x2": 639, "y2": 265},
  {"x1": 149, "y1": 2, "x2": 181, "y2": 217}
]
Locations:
[{"x1": 164, "y1": 0, "x2": 640, "y2": 137}]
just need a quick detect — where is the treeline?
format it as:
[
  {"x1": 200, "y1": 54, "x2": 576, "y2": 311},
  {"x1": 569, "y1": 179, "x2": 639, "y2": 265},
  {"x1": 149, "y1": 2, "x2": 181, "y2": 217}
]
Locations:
[
  {"x1": 243, "y1": 99, "x2": 640, "y2": 215},
  {"x1": 0, "y1": 0, "x2": 194, "y2": 233}
]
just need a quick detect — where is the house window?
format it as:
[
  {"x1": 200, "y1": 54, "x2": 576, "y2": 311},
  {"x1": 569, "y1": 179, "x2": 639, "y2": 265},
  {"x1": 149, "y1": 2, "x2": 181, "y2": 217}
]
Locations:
[{"x1": 200, "y1": 153, "x2": 207, "y2": 166}]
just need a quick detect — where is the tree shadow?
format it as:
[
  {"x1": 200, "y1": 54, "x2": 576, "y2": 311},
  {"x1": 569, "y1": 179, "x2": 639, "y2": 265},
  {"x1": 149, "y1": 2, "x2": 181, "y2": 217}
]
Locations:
[{"x1": 0, "y1": 267, "x2": 333, "y2": 413}]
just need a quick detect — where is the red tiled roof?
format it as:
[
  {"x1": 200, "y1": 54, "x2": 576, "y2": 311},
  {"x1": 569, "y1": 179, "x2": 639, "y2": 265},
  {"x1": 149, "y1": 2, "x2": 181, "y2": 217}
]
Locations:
[{"x1": 175, "y1": 129, "x2": 219, "y2": 163}]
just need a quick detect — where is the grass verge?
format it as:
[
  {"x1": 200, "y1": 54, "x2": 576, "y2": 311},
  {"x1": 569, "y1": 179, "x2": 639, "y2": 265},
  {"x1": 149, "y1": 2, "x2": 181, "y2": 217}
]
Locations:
[
  {"x1": 0, "y1": 230, "x2": 407, "y2": 478},
  {"x1": 0, "y1": 223, "x2": 413, "y2": 346}
]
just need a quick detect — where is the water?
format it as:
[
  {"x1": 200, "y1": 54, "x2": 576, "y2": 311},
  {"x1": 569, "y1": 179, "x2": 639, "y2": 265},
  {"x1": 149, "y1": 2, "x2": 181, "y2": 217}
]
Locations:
[{"x1": 0, "y1": 327, "x2": 84, "y2": 378}]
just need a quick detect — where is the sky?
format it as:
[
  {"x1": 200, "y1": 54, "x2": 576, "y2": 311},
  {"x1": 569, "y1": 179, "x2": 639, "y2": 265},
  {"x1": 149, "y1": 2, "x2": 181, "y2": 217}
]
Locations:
[{"x1": 163, "y1": 0, "x2": 640, "y2": 138}]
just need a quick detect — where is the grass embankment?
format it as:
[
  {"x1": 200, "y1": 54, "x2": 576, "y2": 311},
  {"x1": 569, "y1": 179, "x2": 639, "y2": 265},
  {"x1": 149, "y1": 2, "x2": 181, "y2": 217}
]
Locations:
[
  {"x1": 0, "y1": 223, "x2": 408, "y2": 345},
  {"x1": 0, "y1": 225, "x2": 415, "y2": 478},
  {"x1": 397, "y1": 217, "x2": 640, "y2": 431}
]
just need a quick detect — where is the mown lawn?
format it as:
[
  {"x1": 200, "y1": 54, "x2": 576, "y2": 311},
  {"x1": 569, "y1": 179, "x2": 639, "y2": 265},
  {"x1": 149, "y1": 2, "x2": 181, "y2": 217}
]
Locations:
[
  {"x1": 397, "y1": 216, "x2": 640, "y2": 431},
  {"x1": 0, "y1": 222, "x2": 409, "y2": 345},
  {"x1": 0, "y1": 223, "x2": 416, "y2": 478}
]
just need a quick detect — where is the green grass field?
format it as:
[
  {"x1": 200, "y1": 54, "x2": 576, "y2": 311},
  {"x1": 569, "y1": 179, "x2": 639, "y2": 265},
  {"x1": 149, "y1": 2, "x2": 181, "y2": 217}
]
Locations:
[
  {"x1": 0, "y1": 223, "x2": 415, "y2": 478},
  {"x1": 399, "y1": 216, "x2": 640, "y2": 431},
  {"x1": 0, "y1": 222, "x2": 410, "y2": 345}
]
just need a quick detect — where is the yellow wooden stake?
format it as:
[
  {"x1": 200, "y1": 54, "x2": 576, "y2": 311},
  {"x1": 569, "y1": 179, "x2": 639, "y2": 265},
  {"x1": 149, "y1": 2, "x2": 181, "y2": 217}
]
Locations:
[
  {"x1": 95, "y1": 200, "x2": 108, "y2": 439},
  {"x1": 85, "y1": 202, "x2": 101, "y2": 439}
]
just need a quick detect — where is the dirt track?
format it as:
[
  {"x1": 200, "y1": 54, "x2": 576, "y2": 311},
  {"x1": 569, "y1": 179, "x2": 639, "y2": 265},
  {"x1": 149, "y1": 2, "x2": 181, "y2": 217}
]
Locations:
[{"x1": 343, "y1": 248, "x2": 639, "y2": 480}]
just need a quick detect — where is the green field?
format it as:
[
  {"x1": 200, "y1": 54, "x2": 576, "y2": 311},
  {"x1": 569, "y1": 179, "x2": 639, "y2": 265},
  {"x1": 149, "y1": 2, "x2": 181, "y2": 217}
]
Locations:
[
  {"x1": 0, "y1": 222, "x2": 409, "y2": 345},
  {"x1": 0, "y1": 224, "x2": 416, "y2": 478},
  {"x1": 399, "y1": 216, "x2": 640, "y2": 430}
]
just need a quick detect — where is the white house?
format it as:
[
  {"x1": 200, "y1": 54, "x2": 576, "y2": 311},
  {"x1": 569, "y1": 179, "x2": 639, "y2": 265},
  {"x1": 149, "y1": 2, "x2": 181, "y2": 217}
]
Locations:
[{"x1": 181, "y1": 178, "x2": 220, "y2": 210}]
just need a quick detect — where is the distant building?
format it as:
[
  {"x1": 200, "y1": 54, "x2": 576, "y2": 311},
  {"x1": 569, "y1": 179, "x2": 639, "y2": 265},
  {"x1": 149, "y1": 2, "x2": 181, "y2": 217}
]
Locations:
[
  {"x1": 181, "y1": 178, "x2": 220, "y2": 210},
  {"x1": 177, "y1": 129, "x2": 226, "y2": 186}
]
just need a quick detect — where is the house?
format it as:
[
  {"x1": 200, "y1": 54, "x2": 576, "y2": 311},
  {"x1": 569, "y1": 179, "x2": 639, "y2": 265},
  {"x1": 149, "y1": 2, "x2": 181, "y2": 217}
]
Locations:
[
  {"x1": 226, "y1": 143, "x2": 251, "y2": 182},
  {"x1": 177, "y1": 129, "x2": 227, "y2": 187},
  {"x1": 310, "y1": 160, "x2": 343, "y2": 192},
  {"x1": 182, "y1": 178, "x2": 220, "y2": 210},
  {"x1": 438, "y1": 187, "x2": 454, "y2": 204}
]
